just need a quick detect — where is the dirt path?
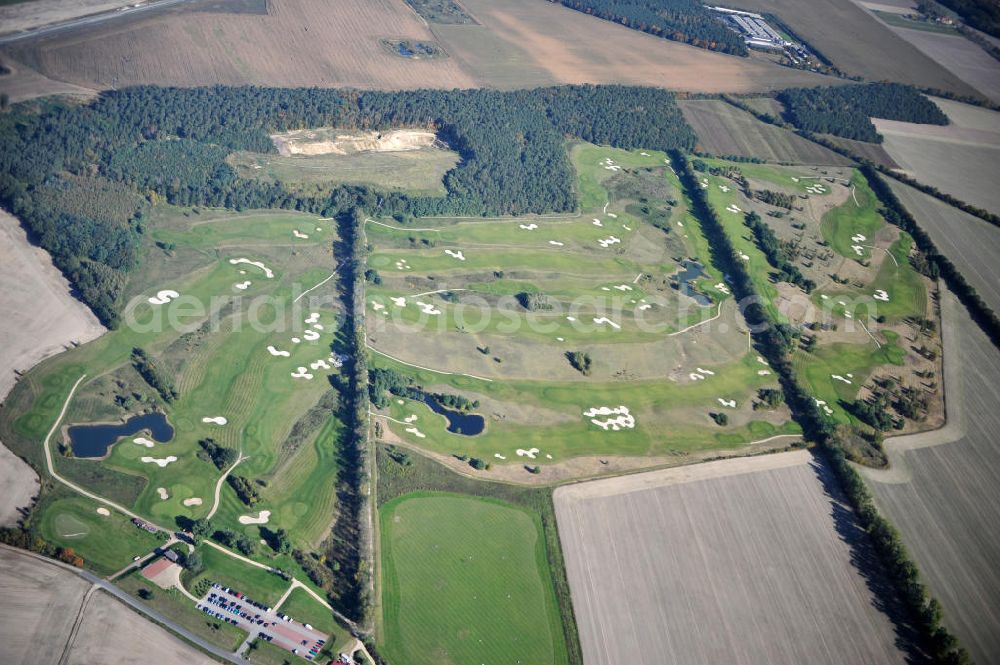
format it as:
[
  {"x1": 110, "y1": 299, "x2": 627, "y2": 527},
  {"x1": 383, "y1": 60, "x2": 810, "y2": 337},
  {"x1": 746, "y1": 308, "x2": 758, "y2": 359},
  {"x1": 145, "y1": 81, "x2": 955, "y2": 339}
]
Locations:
[{"x1": 205, "y1": 454, "x2": 246, "y2": 520}]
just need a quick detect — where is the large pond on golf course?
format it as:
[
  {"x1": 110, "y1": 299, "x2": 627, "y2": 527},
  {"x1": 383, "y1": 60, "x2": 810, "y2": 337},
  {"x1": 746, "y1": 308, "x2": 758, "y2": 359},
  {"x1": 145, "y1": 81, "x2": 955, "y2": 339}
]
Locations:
[
  {"x1": 68, "y1": 412, "x2": 174, "y2": 458},
  {"x1": 676, "y1": 260, "x2": 712, "y2": 306},
  {"x1": 422, "y1": 396, "x2": 485, "y2": 436}
]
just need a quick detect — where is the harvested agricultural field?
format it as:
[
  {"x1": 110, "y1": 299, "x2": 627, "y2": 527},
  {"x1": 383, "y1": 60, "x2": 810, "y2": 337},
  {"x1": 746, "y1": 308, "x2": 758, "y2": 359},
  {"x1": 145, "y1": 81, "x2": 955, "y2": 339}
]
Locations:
[
  {"x1": 365, "y1": 145, "x2": 799, "y2": 478},
  {"x1": 724, "y1": 0, "x2": 980, "y2": 96},
  {"x1": 555, "y1": 450, "x2": 910, "y2": 665},
  {"x1": 379, "y1": 493, "x2": 568, "y2": 665},
  {"x1": 875, "y1": 100, "x2": 1000, "y2": 216},
  {"x1": 860, "y1": 289, "x2": 1000, "y2": 664},
  {"x1": 888, "y1": 179, "x2": 1000, "y2": 314},
  {"x1": 3, "y1": 0, "x2": 477, "y2": 92},
  {"x1": 678, "y1": 99, "x2": 851, "y2": 164},
  {"x1": 822, "y1": 135, "x2": 899, "y2": 168}
]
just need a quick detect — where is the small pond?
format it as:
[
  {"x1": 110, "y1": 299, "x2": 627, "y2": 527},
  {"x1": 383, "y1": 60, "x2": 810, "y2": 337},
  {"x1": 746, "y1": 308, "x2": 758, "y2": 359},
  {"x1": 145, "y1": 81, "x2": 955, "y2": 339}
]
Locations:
[
  {"x1": 676, "y1": 260, "x2": 712, "y2": 306},
  {"x1": 422, "y1": 395, "x2": 485, "y2": 436},
  {"x1": 68, "y1": 412, "x2": 174, "y2": 459}
]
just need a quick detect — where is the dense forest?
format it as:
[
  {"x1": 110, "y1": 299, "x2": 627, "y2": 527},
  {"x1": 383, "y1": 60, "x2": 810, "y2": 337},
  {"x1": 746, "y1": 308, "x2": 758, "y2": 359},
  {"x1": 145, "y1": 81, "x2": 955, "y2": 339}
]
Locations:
[
  {"x1": 778, "y1": 83, "x2": 949, "y2": 142},
  {"x1": 0, "y1": 85, "x2": 694, "y2": 326},
  {"x1": 552, "y1": 0, "x2": 747, "y2": 55},
  {"x1": 934, "y1": 0, "x2": 1000, "y2": 39}
]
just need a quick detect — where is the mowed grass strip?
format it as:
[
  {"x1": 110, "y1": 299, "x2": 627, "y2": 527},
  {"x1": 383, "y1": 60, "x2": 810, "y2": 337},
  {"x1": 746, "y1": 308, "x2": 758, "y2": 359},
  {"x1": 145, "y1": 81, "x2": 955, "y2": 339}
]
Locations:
[
  {"x1": 821, "y1": 172, "x2": 884, "y2": 261},
  {"x1": 380, "y1": 493, "x2": 568, "y2": 665}
]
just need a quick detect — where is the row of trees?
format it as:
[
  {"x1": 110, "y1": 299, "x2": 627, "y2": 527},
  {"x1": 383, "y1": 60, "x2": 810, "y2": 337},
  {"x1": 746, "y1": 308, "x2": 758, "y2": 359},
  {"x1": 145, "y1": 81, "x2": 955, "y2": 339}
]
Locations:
[
  {"x1": 743, "y1": 211, "x2": 816, "y2": 293},
  {"x1": 0, "y1": 85, "x2": 695, "y2": 326},
  {"x1": 672, "y1": 150, "x2": 969, "y2": 664},
  {"x1": 778, "y1": 83, "x2": 949, "y2": 142},
  {"x1": 552, "y1": 0, "x2": 748, "y2": 55}
]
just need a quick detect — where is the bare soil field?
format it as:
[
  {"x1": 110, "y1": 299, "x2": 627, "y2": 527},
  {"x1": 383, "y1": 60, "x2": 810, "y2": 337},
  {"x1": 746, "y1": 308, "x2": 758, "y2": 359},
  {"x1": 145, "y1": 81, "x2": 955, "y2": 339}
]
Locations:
[
  {"x1": 3, "y1": 0, "x2": 478, "y2": 92},
  {"x1": 860, "y1": 289, "x2": 1000, "y2": 664},
  {"x1": 725, "y1": 0, "x2": 980, "y2": 97},
  {"x1": 0, "y1": 54, "x2": 97, "y2": 103},
  {"x1": 437, "y1": 0, "x2": 840, "y2": 92},
  {"x1": 678, "y1": 99, "x2": 851, "y2": 164},
  {"x1": 823, "y1": 135, "x2": 899, "y2": 168},
  {"x1": 0, "y1": 546, "x2": 215, "y2": 665},
  {"x1": 881, "y1": 26, "x2": 1000, "y2": 103},
  {"x1": 874, "y1": 100, "x2": 1000, "y2": 216},
  {"x1": 0, "y1": 0, "x2": 139, "y2": 36},
  {"x1": 555, "y1": 449, "x2": 910, "y2": 665},
  {"x1": 889, "y1": 180, "x2": 1000, "y2": 314}
]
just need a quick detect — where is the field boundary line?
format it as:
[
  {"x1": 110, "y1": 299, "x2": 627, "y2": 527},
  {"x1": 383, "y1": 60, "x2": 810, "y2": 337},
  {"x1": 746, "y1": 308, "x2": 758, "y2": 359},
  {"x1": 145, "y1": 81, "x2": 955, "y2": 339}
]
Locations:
[
  {"x1": 294, "y1": 269, "x2": 339, "y2": 303},
  {"x1": 366, "y1": 344, "x2": 494, "y2": 382}
]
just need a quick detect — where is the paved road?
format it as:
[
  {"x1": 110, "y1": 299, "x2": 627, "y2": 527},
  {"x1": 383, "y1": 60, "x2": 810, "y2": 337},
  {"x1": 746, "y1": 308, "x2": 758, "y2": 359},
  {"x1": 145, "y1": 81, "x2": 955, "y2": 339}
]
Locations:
[{"x1": 0, "y1": 0, "x2": 195, "y2": 45}]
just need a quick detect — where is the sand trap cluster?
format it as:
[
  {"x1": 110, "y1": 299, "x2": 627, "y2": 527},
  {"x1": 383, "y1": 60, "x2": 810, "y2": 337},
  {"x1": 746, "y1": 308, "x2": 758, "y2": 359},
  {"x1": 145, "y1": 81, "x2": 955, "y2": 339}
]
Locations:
[
  {"x1": 806, "y1": 184, "x2": 827, "y2": 194},
  {"x1": 697, "y1": 367, "x2": 715, "y2": 376},
  {"x1": 390, "y1": 297, "x2": 407, "y2": 307},
  {"x1": 444, "y1": 249, "x2": 466, "y2": 261},
  {"x1": 405, "y1": 426, "x2": 426, "y2": 439},
  {"x1": 726, "y1": 204, "x2": 742, "y2": 214},
  {"x1": 202, "y1": 416, "x2": 228, "y2": 425},
  {"x1": 613, "y1": 284, "x2": 633, "y2": 292},
  {"x1": 395, "y1": 259, "x2": 411, "y2": 271},
  {"x1": 238, "y1": 510, "x2": 271, "y2": 525},
  {"x1": 291, "y1": 367, "x2": 314, "y2": 380},
  {"x1": 700, "y1": 178, "x2": 709, "y2": 189},
  {"x1": 689, "y1": 367, "x2": 715, "y2": 381},
  {"x1": 133, "y1": 437, "x2": 155, "y2": 448},
  {"x1": 141, "y1": 456, "x2": 178, "y2": 467},
  {"x1": 157, "y1": 487, "x2": 169, "y2": 500},
  {"x1": 96, "y1": 507, "x2": 110, "y2": 516},
  {"x1": 593, "y1": 316, "x2": 621, "y2": 329},
  {"x1": 519, "y1": 223, "x2": 538, "y2": 231},
  {"x1": 601, "y1": 157, "x2": 621, "y2": 172},
  {"x1": 417, "y1": 301, "x2": 442, "y2": 316},
  {"x1": 267, "y1": 345, "x2": 290, "y2": 357},
  {"x1": 234, "y1": 281, "x2": 252, "y2": 290},
  {"x1": 293, "y1": 229, "x2": 309, "y2": 239},
  {"x1": 873, "y1": 289, "x2": 889, "y2": 302},
  {"x1": 183, "y1": 497, "x2": 203, "y2": 507},
  {"x1": 584, "y1": 405, "x2": 635, "y2": 431},
  {"x1": 717, "y1": 398, "x2": 737, "y2": 408},
  {"x1": 549, "y1": 240, "x2": 565, "y2": 247},
  {"x1": 718, "y1": 184, "x2": 730, "y2": 193},
  {"x1": 310, "y1": 359, "x2": 331, "y2": 371},
  {"x1": 403, "y1": 414, "x2": 418, "y2": 423},
  {"x1": 147, "y1": 290, "x2": 180, "y2": 305},
  {"x1": 229, "y1": 258, "x2": 274, "y2": 278},
  {"x1": 714, "y1": 282, "x2": 731, "y2": 295},
  {"x1": 815, "y1": 399, "x2": 834, "y2": 416},
  {"x1": 517, "y1": 447, "x2": 541, "y2": 458},
  {"x1": 592, "y1": 219, "x2": 603, "y2": 227},
  {"x1": 597, "y1": 235, "x2": 621, "y2": 248}
]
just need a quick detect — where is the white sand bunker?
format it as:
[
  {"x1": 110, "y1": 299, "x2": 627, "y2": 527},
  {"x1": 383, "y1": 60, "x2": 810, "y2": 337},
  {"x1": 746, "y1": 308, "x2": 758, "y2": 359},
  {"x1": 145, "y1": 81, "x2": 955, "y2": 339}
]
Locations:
[
  {"x1": 820, "y1": 294, "x2": 829, "y2": 300},
  {"x1": 141, "y1": 456, "x2": 178, "y2": 468},
  {"x1": 390, "y1": 296, "x2": 407, "y2": 307},
  {"x1": 791, "y1": 177, "x2": 800, "y2": 182},
  {"x1": 417, "y1": 301, "x2": 441, "y2": 316},
  {"x1": 601, "y1": 158, "x2": 621, "y2": 172},
  {"x1": 637, "y1": 304, "x2": 652, "y2": 311},
  {"x1": 613, "y1": 284, "x2": 633, "y2": 292},
  {"x1": 267, "y1": 345, "x2": 290, "y2": 357},
  {"x1": 873, "y1": 289, "x2": 889, "y2": 302},
  {"x1": 133, "y1": 437, "x2": 155, "y2": 448},
  {"x1": 310, "y1": 359, "x2": 331, "y2": 371},
  {"x1": 717, "y1": 398, "x2": 737, "y2": 408},
  {"x1": 372, "y1": 301, "x2": 385, "y2": 311},
  {"x1": 229, "y1": 258, "x2": 274, "y2": 278},
  {"x1": 696, "y1": 367, "x2": 715, "y2": 376},
  {"x1": 202, "y1": 416, "x2": 228, "y2": 425},
  {"x1": 404, "y1": 414, "x2": 418, "y2": 423},
  {"x1": 305, "y1": 312, "x2": 320, "y2": 325},
  {"x1": 640, "y1": 152, "x2": 649, "y2": 156},
  {"x1": 757, "y1": 356, "x2": 768, "y2": 365},
  {"x1": 844, "y1": 311, "x2": 853, "y2": 319},
  {"x1": 291, "y1": 337, "x2": 301, "y2": 344},
  {"x1": 494, "y1": 453, "x2": 506, "y2": 460},
  {"x1": 395, "y1": 259, "x2": 411, "y2": 270},
  {"x1": 715, "y1": 282, "x2": 731, "y2": 295},
  {"x1": 852, "y1": 245, "x2": 864, "y2": 256},
  {"x1": 549, "y1": 240, "x2": 565, "y2": 247},
  {"x1": 584, "y1": 405, "x2": 635, "y2": 431},
  {"x1": 303, "y1": 330, "x2": 320, "y2": 341},
  {"x1": 719, "y1": 184, "x2": 730, "y2": 192},
  {"x1": 597, "y1": 235, "x2": 621, "y2": 248},
  {"x1": 183, "y1": 497, "x2": 203, "y2": 507},
  {"x1": 592, "y1": 219, "x2": 603, "y2": 226},
  {"x1": 405, "y1": 426, "x2": 426, "y2": 439},
  {"x1": 689, "y1": 372, "x2": 706, "y2": 381},
  {"x1": 758, "y1": 369, "x2": 771, "y2": 376},
  {"x1": 607, "y1": 213, "x2": 618, "y2": 218},
  {"x1": 96, "y1": 507, "x2": 110, "y2": 516},
  {"x1": 832, "y1": 374, "x2": 852, "y2": 384},
  {"x1": 593, "y1": 316, "x2": 621, "y2": 329},
  {"x1": 148, "y1": 290, "x2": 180, "y2": 305},
  {"x1": 445, "y1": 249, "x2": 466, "y2": 261},
  {"x1": 293, "y1": 229, "x2": 309, "y2": 239},
  {"x1": 623, "y1": 225, "x2": 632, "y2": 231},
  {"x1": 157, "y1": 487, "x2": 169, "y2": 500},
  {"x1": 234, "y1": 281, "x2": 252, "y2": 290},
  {"x1": 238, "y1": 510, "x2": 271, "y2": 525},
  {"x1": 517, "y1": 447, "x2": 541, "y2": 458},
  {"x1": 815, "y1": 399, "x2": 834, "y2": 416},
  {"x1": 851, "y1": 234, "x2": 867, "y2": 243},
  {"x1": 519, "y1": 223, "x2": 538, "y2": 230},
  {"x1": 739, "y1": 253, "x2": 750, "y2": 261},
  {"x1": 291, "y1": 367, "x2": 314, "y2": 380}
]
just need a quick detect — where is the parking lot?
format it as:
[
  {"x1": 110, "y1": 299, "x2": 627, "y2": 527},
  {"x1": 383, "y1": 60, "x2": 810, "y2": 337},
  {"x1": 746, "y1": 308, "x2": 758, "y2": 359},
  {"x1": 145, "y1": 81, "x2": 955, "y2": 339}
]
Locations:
[{"x1": 197, "y1": 584, "x2": 329, "y2": 660}]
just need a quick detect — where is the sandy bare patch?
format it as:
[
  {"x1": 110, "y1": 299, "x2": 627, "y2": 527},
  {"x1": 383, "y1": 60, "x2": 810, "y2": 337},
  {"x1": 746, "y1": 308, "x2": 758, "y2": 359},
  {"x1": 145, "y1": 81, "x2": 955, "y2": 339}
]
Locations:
[
  {"x1": 228, "y1": 258, "x2": 273, "y2": 278},
  {"x1": 140, "y1": 456, "x2": 177, "y2": 468},
  {"x1": 273, "y1": 128, "x2": 437, "y2": 156},
  {"x1": 156, "y1": 487, "x2": 169, "y2": 500},
  {"x1": 238, "y1": 510, "x2": 271, "y2": 525},
  {"x1": 96, "y1": 507, "x2": 110, "y2": 517},
  {"x1": 182, "y1": 497, "x2": 203, "y2": 507},
  {"x1": 201, "y1": 416, "x2": 227, "y2": 426}
]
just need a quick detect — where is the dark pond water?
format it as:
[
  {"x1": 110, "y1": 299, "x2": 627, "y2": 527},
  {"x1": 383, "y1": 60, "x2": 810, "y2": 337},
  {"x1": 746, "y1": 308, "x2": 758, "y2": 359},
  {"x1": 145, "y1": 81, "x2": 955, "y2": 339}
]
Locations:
[
  {"x1": 398, "y1": 44, "x2": 415, "y2": 57},
  {"x1": 422, "y1": 395, "x2": 485, "y2": 436},
  {"x1": 68, "y1": 412, "x2": 174, "y2": 459},
  {"x1": 676, "y1": 260, "x2": 712, "y2": 306}
]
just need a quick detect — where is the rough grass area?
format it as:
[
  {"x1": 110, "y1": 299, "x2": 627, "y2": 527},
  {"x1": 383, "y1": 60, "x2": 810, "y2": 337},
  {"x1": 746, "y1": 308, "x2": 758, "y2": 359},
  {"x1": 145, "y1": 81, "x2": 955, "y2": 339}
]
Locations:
[
  {"x1": 228, "y1": 148, "x2": 460, "y2": 196},
  {"x1": 183, "y1": 544, "x2": 291, "y2": 607},
  {"x1": 821, "y1": 172, "x2": 884, "y2": 262},
  {"x1": 380, "y1": 493, "x2": 569, "y2": 665}
]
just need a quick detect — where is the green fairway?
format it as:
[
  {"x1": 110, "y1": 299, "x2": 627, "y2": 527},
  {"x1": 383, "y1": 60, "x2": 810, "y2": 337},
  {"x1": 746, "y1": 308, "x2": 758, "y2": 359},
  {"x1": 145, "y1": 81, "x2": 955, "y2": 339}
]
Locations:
[
  {"x1": 821, "y1": 172, "x2": 884, "y2": 261},
  {"x1": 39, "y1": 496, "x2": 166, "y2": 575},
  {"x1": 380, "y1": 493, "x2": 568, "y2": 665}
]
